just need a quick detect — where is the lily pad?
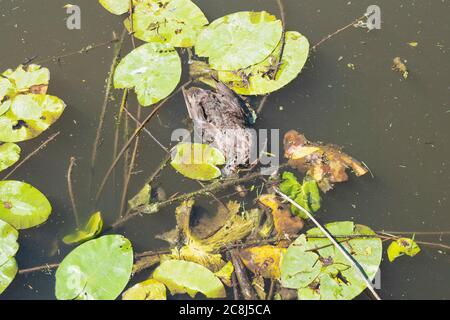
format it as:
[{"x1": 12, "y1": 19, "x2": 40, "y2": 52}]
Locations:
[
  {"x1": 2, "y1": 64, "x2": 49, "y2": 93},
  {"x1": 387, "y1": 237, "x2": 421, "y2": 262},
  {"x1": 280, "y1": 242, "x2": 321, "y2": 289},
  {"x1": 99, "y1": 0, "x2": 129, "y2": 15},
  {"x1": 279, "y1": 171, "x2": 321, "y2": 219},
  {"x1": 195, "y1": 11, "x2": 283, "y2": 71},
  {"x1": 122, "y1": 278, "x2": 167, "y2": 300},
  {"x1": 125, "y1": 0, "x2": 208, "y2": 47},
  {"x1": 55, "y1": 235, "x2": 134, "y2": 300},
  {"x1": 0, "y1": 65, "x2": 64, "y2": 143},
  {"x1": 0, "y1": 143, "x2": 21, "y2": 172},
  {"x1": 218, "y1": 31, "x2": 310, "y2": 95},
  {"x1": 63, "y1": 212, "x2": 104, "y2": 245},
  {"x1": 280, "y1": 222, "x2": 382, "y2": 300},
  {"x1": 0, "y1": 94, "x2": 66, "y2": 143},
  {"x1": 170, "y1": 143, "x2": 225, "y2": 181},
  {"x1": 0, "y1": 180, "x2": 52, "y2": 230},
  {"x1": 153, "y1": 260, "x2": 226, "y2": 298},
  {"x1": 114, "y1": 43, "x2": 182, "y2": 106},
  {"x1": 0, "y1": 258, "x2": 18, "y2": 295},
  {"x1": 0, "y1": 219, "x2": 19, "y2": 266}
]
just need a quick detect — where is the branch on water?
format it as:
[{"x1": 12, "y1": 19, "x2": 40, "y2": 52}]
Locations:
[
  {"x1": 1, "y1": 131, "x2": 60, "y2": 180},
  {"x1": 89, "y1": 28, "x2": 127, "y2": 195},
  {"x1": 30, "y1": 36, "x2": 120, "y2": 65},
  {"x1": 67, "y1": 156, "x2": 80, "y2": 228},
  {"x1": 311, "y1": 14, "x2": 367, "y2": 51}
]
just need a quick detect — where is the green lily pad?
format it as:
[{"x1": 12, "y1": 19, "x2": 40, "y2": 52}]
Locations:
[
  {"x1": 55, "y1": 235, "x2": 134, "y2": 300},
  {"x1": 114, "y1": 43, "x2": 182, "y2": 106},
  {"x1": 122, "y1": 278, "x2": 167, "y2": 300},
  {"x1": 280, "y1": 239, "x2": 321, "y2": 289},
  {"x1": 2, "y1": 64, "x2": 49, "y2": 93},
  {"x1": 0, "y1": 94, "x2": 66, "y2": 143},
  {"x1": 279, "y1": 171, "x2": 321, "y2": 219},
  {"x1": 0, "y1": 65, "x2": 64, "y2": 143},
  {"x1": 218, "y1": 31, "x2": 310, "y2": 95},
  {"x1": 125, "y1": 0, "x2": 208, "y2": 47},
  {"x1": 0, "y1": 143, "x2": 21, "y2": 172},
  {"x1": 153, "y1": 260, "x2": 226, "y2": 298},
  {"x1": 281, "y1": 222, "x2": 382, "y2": 300},
  {"x1": 0, "y1": 219, "x2": 19, "y2": 266},
  {"x1": 99, "y1": 0, "x2": 129, "y2": 15},
  {"x1": 0, "y1": 180, "x2": 52, "y2": 230},
  {"x1": 0, "y1": 258, "x2": 18, "y2": 295},
  {"x1": 196, "y1": 11, "x2": 283, "y2": 71},
  {"x1": 63, "y1": 212, "x2": 104, "y2": 245},
  {"x1": 170, "y1": 143, "x2": 225, "y2": 181},
  {"x1": 387, "y1": 237, "x2": 421, "y2": 262}
]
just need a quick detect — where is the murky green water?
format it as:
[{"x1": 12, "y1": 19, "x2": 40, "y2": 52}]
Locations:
[{"x1": 1, "y1": 0, "x2": 449, "y2": 299}]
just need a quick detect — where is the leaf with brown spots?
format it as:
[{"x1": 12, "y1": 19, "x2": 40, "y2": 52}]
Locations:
[
  {"x1": 239, "y1": 245, "x2": 285, "y2": 279},
  {"x1": 283, "y1": 130, "x2": 368, "y2": 192},
  {"x1": 258, "y1": 194, "x2": 304, "y2": 238}
]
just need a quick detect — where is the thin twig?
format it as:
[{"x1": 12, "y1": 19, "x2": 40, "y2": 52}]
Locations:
[
  {"x1": 109, "y1": 165, "x2": 284, "y2": 230},
  {"x1": 112, "y1": 89, "x2": 129, "y2": 191},
  {"x1": 67, "y1": 157, "x2": 80, "y2": 228},
  {"x1": 1, "y1": 132, "x2": 60, "y2": 180},
  {"x1": 272, "y1": 0, "x2": 286, "y2": 79},
  {"x1": 119, "y1": 105, "x2": 141, "y2": 217},
  {"x1": 18, "y1": 263, "x2": 59, "y2": 275},
  {"x1": 311, "y1": 14, "x2": 367, "y2": 51},
  {"x1": 89, "y1": 28, "x2": 127, "y2": 195},
  {"x1": 123, "y1": 106, "x2": 169, "y2": 153},
  {"x1": 32, "y1": 37, "x2": 119, "y2": 65}
]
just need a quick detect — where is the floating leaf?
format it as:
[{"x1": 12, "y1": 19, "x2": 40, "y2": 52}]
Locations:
[
  {"x1": 0, "y1": 94, "x2": 65, "y2": 143},
  {"x1": 0, "y1": 180, "x2": 52, "y2": 229},
  {"x1": 279, "y1": 171, "x2": 321, "y2": 219},
  {"x1": 128, "y1": 184, "x2": 151, "y2": 210},
  {"x1": 0, "y1": 258, "x2": 18, "y2": 295},
  {"x1": 408, "y1": 42, "x2": 418, "y2": 47},
  {"x1": 114, "y1": 43, "x2": 182, "y2": 106},
  {"x1": 0, "y1": 219, "x2": 19, "y2": 266},
  {"x1": 392, "y1": 57, "x2": 408, "y2": 79},
  {"x1": 240, "y1": 245, "x2": 285, "y2": 279},
  {"x1": 2, "y1": 64, "x2": 49, "y2": 93},
  {"x1": 196, "y1": 11, "x2": 283, "y2": 71},
  {"x1": 284, "y1": 130, "x2": 368, "y2": 192},
  {"x1": 0, "y1": 143, "x2": 21, "y2": 172},
  {"x1": 99, "y1": 0, "x2": 129, "y2": 15},
  {"x1": 282, "y1": 222, "x2": 382, "y2": 300},
  {"x1": 170, "y1": 143, "x2": 225, "y2": 181},
  {"x1": 55, "y1": 235, "x2": 134, "y2": 300},
  {"x1": 280, "y1": 241, "x2": 322, "y2": 289},
  {"x1": 125, "y1": 0, "x2": 208, "y2": 47},
  {"x1": 218, "y1": 31, "x2": 309, "y2": 95},
  {"x1": 258, "y1": 194, "x2": 304, "y2": 237},
  {"x1": 153, "y1": 260, "x2": 226, "y2": 298},
  {"x1": 387, "y1": 237, "x2": 421, "y2": 262},
  {"x1": 0, "y1": 65, "x2": 64, "y2": 143},
  {"x1": 63, "y1": 212, "x2": 104, "y2": 245},
  {"x1": 122, "y1": 279, "x2": 167, "y2": 300},
  {"x1": 214, "y1": 261, "x2": 234, "y2": 287}
]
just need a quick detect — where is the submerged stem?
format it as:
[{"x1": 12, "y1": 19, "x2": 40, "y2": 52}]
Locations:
[
  {"x1": 89, "y1": 28, "x2": 127, "y2": 197},
  {"x1": 67, "y1": 156, "x2": 80, "y2": 228}
]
